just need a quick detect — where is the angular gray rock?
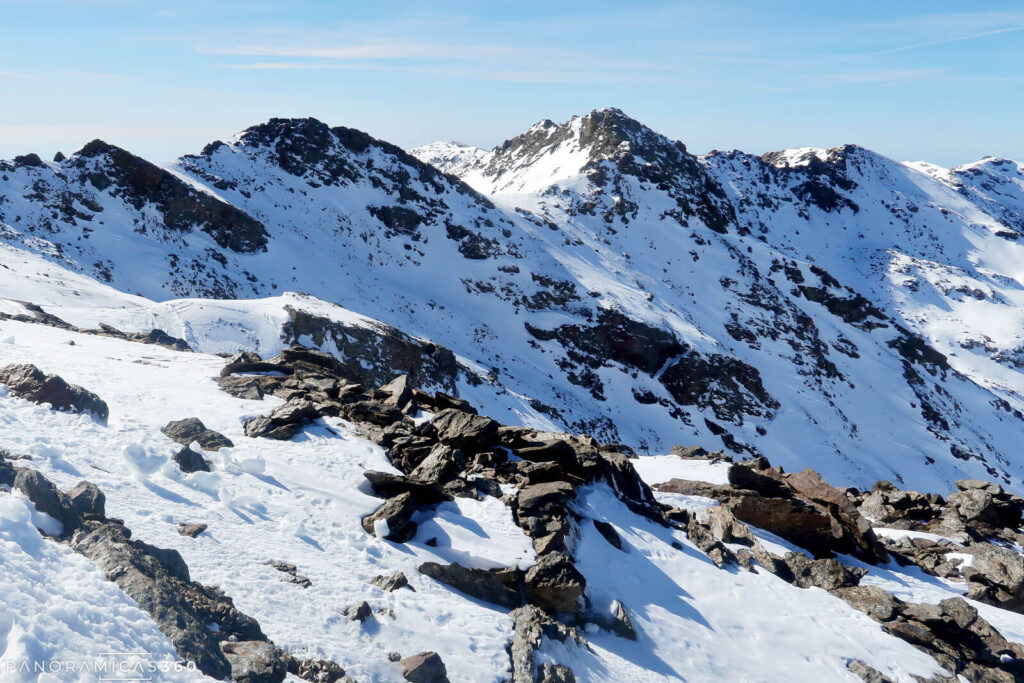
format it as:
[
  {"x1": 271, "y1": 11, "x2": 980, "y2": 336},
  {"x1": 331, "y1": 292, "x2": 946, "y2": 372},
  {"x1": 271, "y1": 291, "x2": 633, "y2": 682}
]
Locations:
[
  {"x1": 361, "y1": 492, "x2": 418, "y2": 542},
  {"x1": 343, "y1": 601, "x2": 372, "y2": 622},
  {"x1": 429, "y1": 408, "x2": 498, "y2": 452},
  {"x1": 0, "y1": 363, "x2": 109, "y2": 422},
  {"x1": 220, "y1": 641, "x2": 286, "y2": 683},
  {"x1": 418, "y1": 562, "x2": 523, "y2": 608},
  {"x1": 370, "y1": 571, "x2": 413, "y2": 592}
]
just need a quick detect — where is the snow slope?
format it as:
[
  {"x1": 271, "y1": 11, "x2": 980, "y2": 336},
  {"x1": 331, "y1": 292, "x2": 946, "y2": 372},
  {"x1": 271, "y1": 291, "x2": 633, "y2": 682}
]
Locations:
[
  {"x1": 0, "y1": 316, "x2": 982, "y2": 682},
  {"x1": 0, "y1": 494, "x2": 207, "y2": 682}
]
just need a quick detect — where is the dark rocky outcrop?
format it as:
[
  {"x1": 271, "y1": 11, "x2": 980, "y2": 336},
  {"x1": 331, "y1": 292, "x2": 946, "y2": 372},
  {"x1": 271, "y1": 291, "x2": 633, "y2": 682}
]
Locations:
[
  {"x1": 282, "y1": 308, "x2": 463, "y2": 394},
  {"x1": 658, "y1": 459, "x2": 887, "y2": 563},
  {"x1": 73, "y1": 521, "x2": 275, "y2": 680},
  {"x1": 0, "y1": 363, "x2": 109, "y2": 422},
  {"x1": 13, "y1": 468, "x2": 82, "y2": 535},
  {"x1": 73, "y1": 139, "x2": 269, "y2": 253}
]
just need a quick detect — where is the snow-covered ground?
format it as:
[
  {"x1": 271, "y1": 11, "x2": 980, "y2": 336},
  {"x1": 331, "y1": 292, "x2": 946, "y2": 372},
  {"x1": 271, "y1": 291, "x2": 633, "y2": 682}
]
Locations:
[
  {"x1": 0, "y1": 320, "x2": 527, "y2": 681},
  {"x1": 3, "y1": 316, "x2": 1023, "y2": 681},
  {"x1": 0, "y1": 493, "x2": 207, "y2": 682}
]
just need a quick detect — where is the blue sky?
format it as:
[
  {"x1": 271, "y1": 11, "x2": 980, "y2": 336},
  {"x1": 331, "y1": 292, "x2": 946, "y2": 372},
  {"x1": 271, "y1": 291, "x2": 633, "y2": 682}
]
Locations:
[{"x1": 0, "y1": 1, "x2": 1021, "y2": 166}]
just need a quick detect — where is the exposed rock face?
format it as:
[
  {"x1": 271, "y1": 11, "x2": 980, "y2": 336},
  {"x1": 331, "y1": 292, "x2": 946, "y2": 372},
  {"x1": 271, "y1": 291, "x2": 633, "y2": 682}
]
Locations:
[
  {"x1": 783, "y1": 552, "x2": 866, "y2": 591},
  {"x1": 659, "y1": 459, "x2": 887, "y2": 563},
  {"x1": 73, "y1": 521, "x2": 272, "y2": 680},
  {"x1": 0, "y1": 363, "x2": 109, "y2": 422},
  {"x1": 964, "y1": 545, "x2": 1024, "y2": 611},
  {"x1": 858, "y1": 480, "x2": 943, "y2": 527},
  {"x1": 161, "y1": 417, "x2": 234, "y2": 451},
  {"x1": 282, "y1": 307, "x2": 463, "y2": 394},
  {"x1": 508, "y1": 606, "x2": 581, "y2": 683},
  {"x1": 220, "y1": 641, "x2": 287, "y2": 683},
  {"x1": 73, "y1": 139, "x2": 269, "y2": 253}
]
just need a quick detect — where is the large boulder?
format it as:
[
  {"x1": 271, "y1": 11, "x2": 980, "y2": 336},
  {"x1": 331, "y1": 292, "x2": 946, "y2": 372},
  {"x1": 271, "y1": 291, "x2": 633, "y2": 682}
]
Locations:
[
  {"x1": 0, "y1": 363, "x2": 109, "y2": 422},
  {"x1": 162, "y1": 418, "x2": 233, "y2": 451}
]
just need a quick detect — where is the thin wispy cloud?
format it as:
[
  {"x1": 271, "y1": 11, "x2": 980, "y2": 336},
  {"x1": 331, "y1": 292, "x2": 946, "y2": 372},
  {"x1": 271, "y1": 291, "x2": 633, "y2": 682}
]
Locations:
[
  {"x1": 203, "y1": 41, "x2": 500, "y2": 60},
  {"x1": 868, "y1": 24, "x2": 1024, "y2": 55},
  {"x1": 767, "y1": 68, "x2": 949, "y2": 92}
]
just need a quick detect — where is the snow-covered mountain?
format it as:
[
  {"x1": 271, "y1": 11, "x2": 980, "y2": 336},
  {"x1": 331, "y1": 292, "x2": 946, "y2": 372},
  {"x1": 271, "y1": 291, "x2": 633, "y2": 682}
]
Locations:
[
  {"x1": 4, "y1": 109, "x2": 1024, "y2": 497},
  {"x1": 6, "y1": 108, "x2": 1024, "y2": 681}
]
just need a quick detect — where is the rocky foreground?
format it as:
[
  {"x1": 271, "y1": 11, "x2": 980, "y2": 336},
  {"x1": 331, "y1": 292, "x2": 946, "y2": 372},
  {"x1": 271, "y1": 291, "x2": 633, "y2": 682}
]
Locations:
[{"x1": 3, "y1": 333, "x2": 1024, "y2": 682}]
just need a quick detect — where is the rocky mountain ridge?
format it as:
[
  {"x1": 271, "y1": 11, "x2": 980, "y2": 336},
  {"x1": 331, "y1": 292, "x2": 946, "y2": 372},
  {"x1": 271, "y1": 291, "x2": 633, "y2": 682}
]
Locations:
[{"x1": 2, "y1": 109, "x2": 1024, "y2": 497}]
